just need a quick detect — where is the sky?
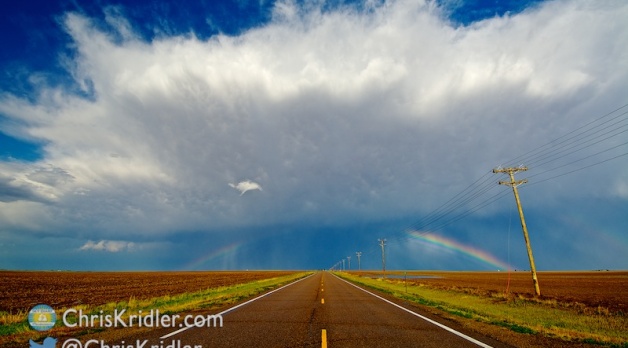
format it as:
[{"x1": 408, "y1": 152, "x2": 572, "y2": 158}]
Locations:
[{"x1": 0, "y1": 0, "x2": 626, "y2": 271}]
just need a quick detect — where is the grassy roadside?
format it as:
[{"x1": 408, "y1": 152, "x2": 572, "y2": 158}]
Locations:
[
  {"x1": 335, "y1": 272, "x2": 627, "y2": 347},
  {"x1": 0, "y1": 271, "x2": 312, "y2": 345}
]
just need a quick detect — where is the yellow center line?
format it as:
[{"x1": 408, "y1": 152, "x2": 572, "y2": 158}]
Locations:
[{"x1": 321, "y1": 329, "x2": 327, "y2": 348}]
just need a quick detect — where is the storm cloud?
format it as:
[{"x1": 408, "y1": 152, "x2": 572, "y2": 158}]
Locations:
[{"x1": 0, "y1": 0, "x2": 626, "y2": 270}]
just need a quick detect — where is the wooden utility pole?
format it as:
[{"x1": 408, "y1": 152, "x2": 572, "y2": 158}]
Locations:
[
  {"x1": 378, "y1": 239, "x2": 387, "y2": 276},
  {"x1": 493, "y1": 166, "x2": 541, "y2": 296}
]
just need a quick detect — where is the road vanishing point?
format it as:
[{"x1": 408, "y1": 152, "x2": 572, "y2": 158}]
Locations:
[{"x1": 115, "y1": 272, "x2": 511, "y2": 347}]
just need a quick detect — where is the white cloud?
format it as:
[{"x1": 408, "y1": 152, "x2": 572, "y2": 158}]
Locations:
[
  {"x1": 0, "y1": 0, "x2": 626, "y2": 248},
  {"x1": 229, "y1": 180, "x2": 263, "y2": 195},
  {"x1": 79, "y1": 240, "x2": 135, "y2": 252}
]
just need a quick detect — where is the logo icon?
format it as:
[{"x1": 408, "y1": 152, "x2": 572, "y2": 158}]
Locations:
[
  {"x1": 28, "y1": 304, "x2": 57, "y2": 331},
  {"x1": 29, "y1": 337, "x2": 57, "y2": 348}
]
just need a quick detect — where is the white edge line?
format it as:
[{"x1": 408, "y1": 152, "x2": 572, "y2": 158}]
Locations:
[
  {"x1": 332, "y1": 273, "x2": 493, "y2": 348},
  {"x1": 160, "y1": 272, "x2": 315, "y2": 339}
]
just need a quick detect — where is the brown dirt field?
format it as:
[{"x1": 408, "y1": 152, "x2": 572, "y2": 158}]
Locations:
[
  {"x1": 354, "y1": 270, "x2": 628, "y2": 314},
  {"x1": 0, "y1": 271, "x2": 297, "y2": 313}
]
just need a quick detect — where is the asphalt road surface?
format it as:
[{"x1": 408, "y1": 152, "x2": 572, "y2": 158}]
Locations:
[{"x1": 113, "y1": 272, "x2": 512, "y2": 347}]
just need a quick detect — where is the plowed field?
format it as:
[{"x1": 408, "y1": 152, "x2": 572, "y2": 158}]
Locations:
[
  {"x1": 0, "y1": 271, "x2": 297, "y2": 313},
  {"x1": 356, "y1": 270, "x2": 627, "y2": 314}
]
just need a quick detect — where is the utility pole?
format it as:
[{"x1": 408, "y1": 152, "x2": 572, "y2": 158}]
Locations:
[
  {"x1": 347, "y1": 256, "x2": 351, "y2": 270},
  {"x1": 356, "y1": 252, "x2": 362, "y2": 271},
  {"x1": 378, "y1": 239, "x2": 387, "y2": 276},
  {"x1": 493, "y1": 166, "x2": 541, "y2": 296}
]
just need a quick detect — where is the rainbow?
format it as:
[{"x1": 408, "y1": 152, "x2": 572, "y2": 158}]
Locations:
[
  {"x1": 183, "y1": 242, "x2": 242, "y2": 270},
  {"x1": 407, "y1": 230, "x2": 512, "y2": 270}
]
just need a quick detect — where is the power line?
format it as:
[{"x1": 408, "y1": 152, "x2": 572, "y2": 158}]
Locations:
[
  {"x1": 529, "y1": 129, "x2": 628, "y2": 169},
  {"x1": 528, "y1": 142, "x2": 628, "y2": 181},
  {"x1": 406, "y1": 104, "x2": 628, "y2": 233},
  {"x1": 524, "y1": 117, "x2": 628, "y2": 168},
  {"x1": 528, "y1": 151, "x2": 628, "y2": 187},
  {"x1": 505, "y1": 104, "x2": 628, "y2": 167},
  {"x1": 404, "y1": 171, "x2": 497, "y2": 232},
  {"x1": 426, "y1": 190, "x2": 510, "y2": 232}
]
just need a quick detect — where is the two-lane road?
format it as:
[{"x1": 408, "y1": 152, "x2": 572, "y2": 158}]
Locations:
[
  {"x1": 312, "y1": 273, "x2": 499, "y2": 347},
  {"x1": 121, "y1": 272, "x2": 511, "y2": 347}
]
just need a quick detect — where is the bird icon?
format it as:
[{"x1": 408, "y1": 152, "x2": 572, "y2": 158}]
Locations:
[{"x1": 30, "y1": 337, "x2": 57, "y2": 348}]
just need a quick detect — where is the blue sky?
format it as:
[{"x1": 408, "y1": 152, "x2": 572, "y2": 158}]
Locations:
[{"x1": 1, "y1": 0, "x2": 626, "y2": 271}]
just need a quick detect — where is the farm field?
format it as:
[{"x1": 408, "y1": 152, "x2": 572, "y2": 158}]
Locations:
[
  {"x1": 0, "y1": 270, "x2": 298, "y2": 313},
  {"x1": 342, "y1": 270, "x2": 627, "y2": 346},
  {"x1": 354, "y1": 270, "x2": 628, "y2": 314},
  {"x1": 1, "y1": 270, "x2": 309, "y2": 347}
]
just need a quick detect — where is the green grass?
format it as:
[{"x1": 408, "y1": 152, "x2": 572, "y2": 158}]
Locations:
[
  {"x1": 1, "y1": 272, "x2": 311, "y2": 338},
  {"x1": 336, "y1": 272, "x2": 627, "y2": 346}
]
